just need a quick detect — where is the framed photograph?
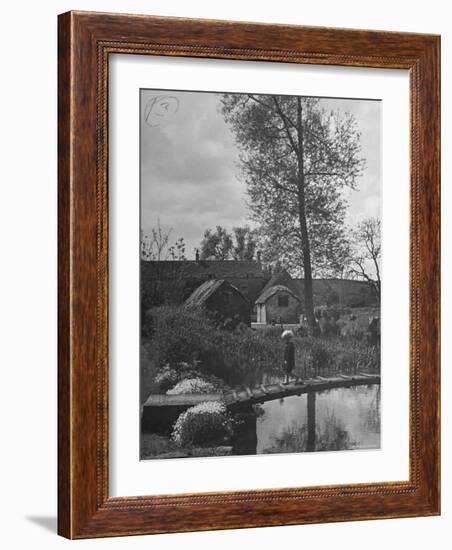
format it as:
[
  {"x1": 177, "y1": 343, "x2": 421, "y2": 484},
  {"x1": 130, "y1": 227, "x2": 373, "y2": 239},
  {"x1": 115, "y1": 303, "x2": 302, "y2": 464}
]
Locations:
[{"x1": 58, "y1": 11, "x2": 440, "y2": 538}]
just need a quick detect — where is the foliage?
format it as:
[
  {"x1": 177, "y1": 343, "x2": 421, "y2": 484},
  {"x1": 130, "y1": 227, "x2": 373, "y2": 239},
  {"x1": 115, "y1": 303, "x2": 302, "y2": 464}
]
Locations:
[
  {"x1": 144, "y1": 305, "x2": 286, "y2": 387},
  {"x1": 232, "y1": 226, "x2": 258, "y2": 260},
  {"x1": 316, "y1": 411, "x2": 354, "y2": 451},
  {"x1": 154, "y1": 361, "x2": 228, "y2": 394},
  {"x1": 310, "y1": 339, "x2": 333, "y2": 373},
  {"x1": 263, "y1": 412, "x2": 354, "y2": 454},
  {"x1": 220, "y1": 93, "x2": 365, "y2": 333},
  {"x1": 294, "y1": 335, "x2": 379, "y2": 377},
  {"x1": 200, "y1": 225, "x2": 257, "y2": 260},
  {"x1": 167, "y1": 377, "x2": 218, "y2": 395},
  {"x1": 140, "y1": 342, "x2": 159, "y2": 404},
  {"x1": 154, "y1": 364, "x2": 182, "y2": 393},
  {"x1": 143, "y1": 305, "x2": 219, "y2": 373},
  {"x1": 171, "y1": 401, "x2": 235, "y2": 447},
  {"x1": 141, "y1": 219, "x2": 186, "y2": 261},
  {"x1": 140, "y1": 433, "x2": 181, "y2": 459},
  {"x1": 260, "y1": 325, "x2": 285, "y2": 339},
  {"x1": 140, "y1": 260, "x2": 193, "y2": 315},
  {"x1": 199, "y1": 225, "x2": 232, "y2": 260},
  {"x1": 211, "y1": 327, "x2": 285, "y2": 386},
  {"x1": 142, "y1": 306, "x2": 379, "y2": 399},
  {"x1": 264, "y1": 424, "x2": 309, "y2": 454}
]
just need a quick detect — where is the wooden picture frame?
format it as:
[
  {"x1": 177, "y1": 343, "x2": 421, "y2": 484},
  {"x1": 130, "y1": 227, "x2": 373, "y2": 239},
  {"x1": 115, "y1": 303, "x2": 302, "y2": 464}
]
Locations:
[{"x1": 58, "y1": 11, "x2": 440, "y2": 539}]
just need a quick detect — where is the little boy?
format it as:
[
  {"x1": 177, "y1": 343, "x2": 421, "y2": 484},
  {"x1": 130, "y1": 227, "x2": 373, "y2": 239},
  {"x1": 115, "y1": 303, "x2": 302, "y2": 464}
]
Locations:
[{"x1": 281, "y1": 330, "x2": 295, "y2": 384}]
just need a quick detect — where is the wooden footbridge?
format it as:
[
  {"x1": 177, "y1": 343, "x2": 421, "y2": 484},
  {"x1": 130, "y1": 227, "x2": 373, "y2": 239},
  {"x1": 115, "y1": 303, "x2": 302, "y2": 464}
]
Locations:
[
  {"x1": 222, "y1": 372, "x2": 379, "y2": 410},
  {"x1": 142, "y1": 372, "x2": 380, "y2": 433}
]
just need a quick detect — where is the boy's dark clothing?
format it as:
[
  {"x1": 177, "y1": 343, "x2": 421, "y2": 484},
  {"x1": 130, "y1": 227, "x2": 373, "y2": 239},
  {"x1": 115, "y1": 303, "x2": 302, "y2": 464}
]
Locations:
[{"x1": 284, "y1": 341, "x2": 295, "y2": 374}]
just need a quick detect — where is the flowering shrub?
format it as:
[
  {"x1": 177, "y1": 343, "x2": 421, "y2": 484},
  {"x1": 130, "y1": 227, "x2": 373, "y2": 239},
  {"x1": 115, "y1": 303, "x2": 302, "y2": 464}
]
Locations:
[
  {"x1": 171, "y1": 401, "x2": 234, "y2": 447},
  {"x1": 167, "y1": 378, "x2": 217, "y2": 395},
  {"x1": 154, "y1": 361, "x2": 228, "y2": 394},
  {"x1": 154, "y1": 364, "x2": 181, "y2": 393}
]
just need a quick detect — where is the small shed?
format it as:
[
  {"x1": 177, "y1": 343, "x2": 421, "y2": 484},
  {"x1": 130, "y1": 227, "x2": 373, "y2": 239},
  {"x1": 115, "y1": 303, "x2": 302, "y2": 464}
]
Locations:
[
  {"x1": 255, "y1": 284, "x2": 302, "y2": 325},
  {"x1": 184, "y1": 279, "x2": 251, "y2": 326}
]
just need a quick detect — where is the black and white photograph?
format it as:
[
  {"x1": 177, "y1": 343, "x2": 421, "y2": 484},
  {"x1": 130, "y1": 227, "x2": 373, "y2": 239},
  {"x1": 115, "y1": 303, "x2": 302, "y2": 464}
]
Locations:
[{"x1": 139, "y1": 88, "x2": 381, "y2": 460}]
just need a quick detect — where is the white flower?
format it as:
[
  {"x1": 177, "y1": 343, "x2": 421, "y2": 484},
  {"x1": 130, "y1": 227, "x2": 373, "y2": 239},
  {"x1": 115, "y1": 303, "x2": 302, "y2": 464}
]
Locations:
[
  {"x1": 167, "y1": 377, "x2": 217, "y2": 395},
  {"x1": 171, "y1": 401, "x2": 229, "y2": 446}
]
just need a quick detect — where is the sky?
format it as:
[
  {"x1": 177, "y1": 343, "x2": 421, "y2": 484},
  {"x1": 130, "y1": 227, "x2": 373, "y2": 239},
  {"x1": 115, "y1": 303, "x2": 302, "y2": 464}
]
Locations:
[{"x1": 140, "y1": 89, "x2": 381, "y2": 260}]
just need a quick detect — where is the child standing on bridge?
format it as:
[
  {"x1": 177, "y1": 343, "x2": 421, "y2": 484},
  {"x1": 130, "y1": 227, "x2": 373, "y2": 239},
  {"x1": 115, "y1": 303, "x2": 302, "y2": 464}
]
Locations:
[{"x1": 281, "y1": 330, "x2": 295, "y2": 384}]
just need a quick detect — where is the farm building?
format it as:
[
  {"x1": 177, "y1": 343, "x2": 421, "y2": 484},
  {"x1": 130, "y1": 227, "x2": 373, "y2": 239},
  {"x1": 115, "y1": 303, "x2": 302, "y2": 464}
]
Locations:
[
  {"x1": 141, "y1": 259, "x2": 267, "y2": 312},
  {"x1": 256, "y1": 269, "x2": 377, "y2": 313},
  {"x1": 255, "y1": 284, "x2": 302, "y2": 325},
  {"x1": 184, "y1": 279, "x2": 251, "y2": 326},
  {"x1": 141, "y1": 257, "x2": 378, "y2": 328},
  {"x1": 253, "y1": 269, "x2": 379, "y2": 326}
]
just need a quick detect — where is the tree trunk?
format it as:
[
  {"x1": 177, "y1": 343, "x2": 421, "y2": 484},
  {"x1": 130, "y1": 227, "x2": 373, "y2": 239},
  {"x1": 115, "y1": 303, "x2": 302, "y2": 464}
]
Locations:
[{"x1": 296, "y1": 98, "x2": 316, "y2": 336}]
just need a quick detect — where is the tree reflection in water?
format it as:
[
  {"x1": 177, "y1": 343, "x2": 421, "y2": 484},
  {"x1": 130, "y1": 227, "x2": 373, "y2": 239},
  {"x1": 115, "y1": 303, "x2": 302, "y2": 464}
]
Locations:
[
  {"x1": 364, "y1": 386, "x2": 381, "y2": 434},
  {"x1": 263, "y1": 410, "x2": 355, "y2": 453}
]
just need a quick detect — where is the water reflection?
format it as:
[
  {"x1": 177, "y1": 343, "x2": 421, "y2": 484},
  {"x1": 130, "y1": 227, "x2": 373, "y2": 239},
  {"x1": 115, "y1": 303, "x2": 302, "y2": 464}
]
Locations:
[{"x1": 233, "y1": 385, "x2": 380, "y2": 455}]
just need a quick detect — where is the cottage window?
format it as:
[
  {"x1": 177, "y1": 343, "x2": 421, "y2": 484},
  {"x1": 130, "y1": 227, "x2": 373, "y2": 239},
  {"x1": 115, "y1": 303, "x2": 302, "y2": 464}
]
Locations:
[{"x1": 278, "y1": 294, "x2": 289, "y2": 307}]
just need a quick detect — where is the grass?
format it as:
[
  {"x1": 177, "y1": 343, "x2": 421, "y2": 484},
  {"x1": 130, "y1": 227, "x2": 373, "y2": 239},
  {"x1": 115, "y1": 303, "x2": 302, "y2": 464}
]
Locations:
[
  {"x1": 140, "y1": 432, "x2": 233, "y2": 459},
  {"x1": 293, "y1": 334, "x2": 380, "y2": 380},
  {"x1": 140, "y1": 433, "x2": 183, "y2": 459}
]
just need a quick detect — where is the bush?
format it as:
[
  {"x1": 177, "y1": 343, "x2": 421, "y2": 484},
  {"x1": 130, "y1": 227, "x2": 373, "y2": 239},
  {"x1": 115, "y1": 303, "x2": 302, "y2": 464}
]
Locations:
[
  {"x1": 310, "y1": 340, "x2": 333, "y2": 373},
  {"x1": 144, "y1": 305, "x2": 285, "y2": 388},
  {"x1": 167, "y1": 378, "x2": 218, "y2": 395},
  {"x1": 171, "y1": 401, "x2": 234, "y2": 447},
  {"x1": 140, "y1": 342, "x2": 158, "y2": 403},
  {"x1": 263, "y1": 413, "x2": 354, "y2": 454},
  {"x1": 353, "y1": 339, "x2": 380, "y2": 372},
  {"x1": 295, "y1": 335, "x2": 380, "y2": 377},
  {"x1": 260, "y1": 326, "x2": 284, "y2": 339},
  {"x1": 154, "y1": 364, "x2": 181, "y2": 393},
  {"x1": 210, "y1": 329, "x2": 285, "y2": 386},
  {"x1": 144, "y1": 305, "x2": 219, "y2": 367},
  {"x1": 143, "y1": 305, "x2": 380, "y2": 393},
  {"x1": 316, "y1": 411, "x2": 353, "y2": 451},
  {"x1": 154, "y1": 361, "x2": 229, "y2": 394}
]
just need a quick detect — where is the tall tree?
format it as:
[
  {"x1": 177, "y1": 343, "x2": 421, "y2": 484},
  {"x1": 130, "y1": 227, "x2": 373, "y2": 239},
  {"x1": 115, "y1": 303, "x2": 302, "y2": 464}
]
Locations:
[
  {"x1": 347, "y1": 217, "x2": 381, "y2": 300},
  {"x1": 220, "y1": 94, "x2": 364, "y2": 334},
  {"x1": 232, "y1": 226, "x2": 257, "y2": 260},
  {"x1": 200, "y1": 225, "x2": 257, "y2": 260},
  {"x1": 199, "y1": 226, "x2": 233, "y2": 260}
]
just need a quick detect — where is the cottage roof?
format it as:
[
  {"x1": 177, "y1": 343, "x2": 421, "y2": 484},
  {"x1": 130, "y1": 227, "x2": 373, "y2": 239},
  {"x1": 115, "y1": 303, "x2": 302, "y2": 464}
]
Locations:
[
  {"x1": 184, "y1": 279, "x2": 244, "y2": 308},
  {"x1": 255, "y1": 284, "x2": 302, "y2": 305},
  {"x1": 261, "y1": 269, "x2": 300, "y2": 296},
  {"x1": 142, "y1": 259, "x2": 265, "y2": 280}
]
